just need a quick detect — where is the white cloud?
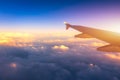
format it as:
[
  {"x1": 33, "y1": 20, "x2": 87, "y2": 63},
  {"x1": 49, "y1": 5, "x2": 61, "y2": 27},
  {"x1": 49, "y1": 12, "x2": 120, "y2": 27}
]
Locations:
[{"x1": 52, "y1": 45, "x2": 69, "y2": 51}]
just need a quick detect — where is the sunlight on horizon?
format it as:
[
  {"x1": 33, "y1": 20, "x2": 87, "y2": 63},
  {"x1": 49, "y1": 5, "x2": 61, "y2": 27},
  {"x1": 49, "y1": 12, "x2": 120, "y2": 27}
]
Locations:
[{"x1": 0, "y1": 32, "x2": 120, "y2": 62}]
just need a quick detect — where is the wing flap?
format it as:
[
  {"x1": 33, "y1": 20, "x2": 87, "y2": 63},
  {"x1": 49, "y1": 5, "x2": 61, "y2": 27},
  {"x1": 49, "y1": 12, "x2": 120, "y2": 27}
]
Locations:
[
  {"x1": 97, "y1": 45, "x2": 120, "y2": 52},
  {"x1": 75, "y1": 33, "x2": 93, "y2": 38}
]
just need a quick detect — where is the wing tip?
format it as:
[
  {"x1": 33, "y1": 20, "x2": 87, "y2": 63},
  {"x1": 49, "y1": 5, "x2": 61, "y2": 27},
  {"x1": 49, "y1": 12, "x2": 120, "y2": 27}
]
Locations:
[
  {"x1": 64, "y1": 22, "x2": 68, "y2": 25},
  {"x1": 64, "y1": 22, "x2": 71, "y2": 30}
]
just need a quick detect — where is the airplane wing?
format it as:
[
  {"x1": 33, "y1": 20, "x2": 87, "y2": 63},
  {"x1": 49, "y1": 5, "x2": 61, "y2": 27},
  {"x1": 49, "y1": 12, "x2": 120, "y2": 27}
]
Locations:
[{"x1": 64, "y1": 22, "x2": 120, "y2": 52}]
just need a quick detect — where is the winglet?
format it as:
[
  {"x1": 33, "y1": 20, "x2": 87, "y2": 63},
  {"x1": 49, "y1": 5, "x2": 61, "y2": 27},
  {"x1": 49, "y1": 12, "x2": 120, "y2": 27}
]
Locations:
[{"x1": 64, "y1": 22, "x2": 71, "y2": 30}]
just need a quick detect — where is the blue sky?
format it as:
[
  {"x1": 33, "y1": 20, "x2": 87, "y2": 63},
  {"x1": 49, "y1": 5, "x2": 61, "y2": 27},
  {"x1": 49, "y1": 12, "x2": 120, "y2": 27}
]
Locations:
[{"x1": 0, "y1": 0, "x2": 120, "y2": 32}]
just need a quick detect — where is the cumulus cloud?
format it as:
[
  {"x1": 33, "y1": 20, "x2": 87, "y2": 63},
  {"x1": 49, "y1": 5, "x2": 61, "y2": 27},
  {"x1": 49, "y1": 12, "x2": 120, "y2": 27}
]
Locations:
[{"x1": 52, "y1": 45, "x2": 69, "y2": 51}]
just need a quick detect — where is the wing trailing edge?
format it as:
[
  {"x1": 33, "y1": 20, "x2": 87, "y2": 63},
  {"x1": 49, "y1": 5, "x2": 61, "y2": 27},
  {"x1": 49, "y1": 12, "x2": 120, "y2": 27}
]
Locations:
[
  {"x1": 75, "y1": 33, "x2": 93, "y2": 38},
  {"x1": 97, "y1": 45, "x2": 120, "y2": 52}
]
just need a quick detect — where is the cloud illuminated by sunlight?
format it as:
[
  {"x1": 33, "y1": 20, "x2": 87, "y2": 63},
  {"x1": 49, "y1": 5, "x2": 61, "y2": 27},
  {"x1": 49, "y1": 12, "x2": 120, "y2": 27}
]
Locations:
[
  {"x1": 10, "y1": 63, "x2": 17, "y2": 68},
  {"x1": 105, "y1": 53, "x2": 120, "y2": 60},
  {"x1": 52, "y1": 45, "x2": 69, "y2": 51},
  {"x1": 0, "y1": 32, "x2": 34, "y2": 46},
  {"x1": 0, "y1": 32, "x2": 108, "y2": 53},
  {"x1": 91, "y1": 42, "x2": 107, "y2": 47}
]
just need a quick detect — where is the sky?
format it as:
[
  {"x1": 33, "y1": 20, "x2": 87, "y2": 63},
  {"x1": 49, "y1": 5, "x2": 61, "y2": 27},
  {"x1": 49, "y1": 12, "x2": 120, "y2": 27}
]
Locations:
[
  {"x1": 0, "y1": 1, "x2": 120, "y2": 80},
  {"x1": 0, "y1": 0, "x2": 120, "y2": 32}
]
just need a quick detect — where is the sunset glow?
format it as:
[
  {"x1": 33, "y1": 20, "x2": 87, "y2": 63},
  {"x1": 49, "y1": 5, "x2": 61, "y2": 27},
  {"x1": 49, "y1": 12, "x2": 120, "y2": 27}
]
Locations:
[
  {"x1": 0, "y1": 32, "x2": 34, "y2": 46},
  {"x1": 105, "y1": 53, "x2": 120, "y2": 60},
  {"x1": 10, "y1": 63, "x2": 17, "y2": 68},
  {"x1": 0, "y1": 0, "x2": 120, "y2": 80}
]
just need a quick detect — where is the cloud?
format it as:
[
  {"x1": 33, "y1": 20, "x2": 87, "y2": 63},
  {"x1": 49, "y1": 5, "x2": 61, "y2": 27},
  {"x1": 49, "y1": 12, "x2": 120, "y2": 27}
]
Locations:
[
  {"x1": 104, "y1": 53, "x2": 120, "y2": 60},
  {"x1": 0, "y1": 44, "x2": 119, "y2": 80},
  {"x1": 0, "y1": 32, "x2": 34, "y2": 46},
  {"x1": 52, "y1": 45, "x2": 69, "y2": 51},
  {"x1": 0, "y1": 33, "x2": 119, "y2": 80},
  {"x1": 91, "y1": 42, "x2": 106, "y2": 47},
  {"x1": 10, "y1": 63, "x2": 17, "y2": 68}
]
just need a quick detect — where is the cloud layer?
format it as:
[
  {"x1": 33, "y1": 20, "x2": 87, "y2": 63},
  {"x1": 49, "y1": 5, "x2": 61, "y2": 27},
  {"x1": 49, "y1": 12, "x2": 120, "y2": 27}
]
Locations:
[{"x1": 0, "y1": 34, "x2": 120, "y2": 80}]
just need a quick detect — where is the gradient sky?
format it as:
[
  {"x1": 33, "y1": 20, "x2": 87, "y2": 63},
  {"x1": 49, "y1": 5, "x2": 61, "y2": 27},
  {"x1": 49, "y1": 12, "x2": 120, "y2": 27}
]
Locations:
[
  {"x1": 0, "y1": 1, "x2": 120, "y2": 79},
  {"x1": 0, "y1": 0, "x2": 120, "y2": 32}
]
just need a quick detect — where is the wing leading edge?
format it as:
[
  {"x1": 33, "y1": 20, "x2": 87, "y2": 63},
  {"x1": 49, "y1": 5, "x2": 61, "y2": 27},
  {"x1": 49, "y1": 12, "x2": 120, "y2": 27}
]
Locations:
[{"x1": 64, "y1": 22, "x2": 120, "y2": 52}]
